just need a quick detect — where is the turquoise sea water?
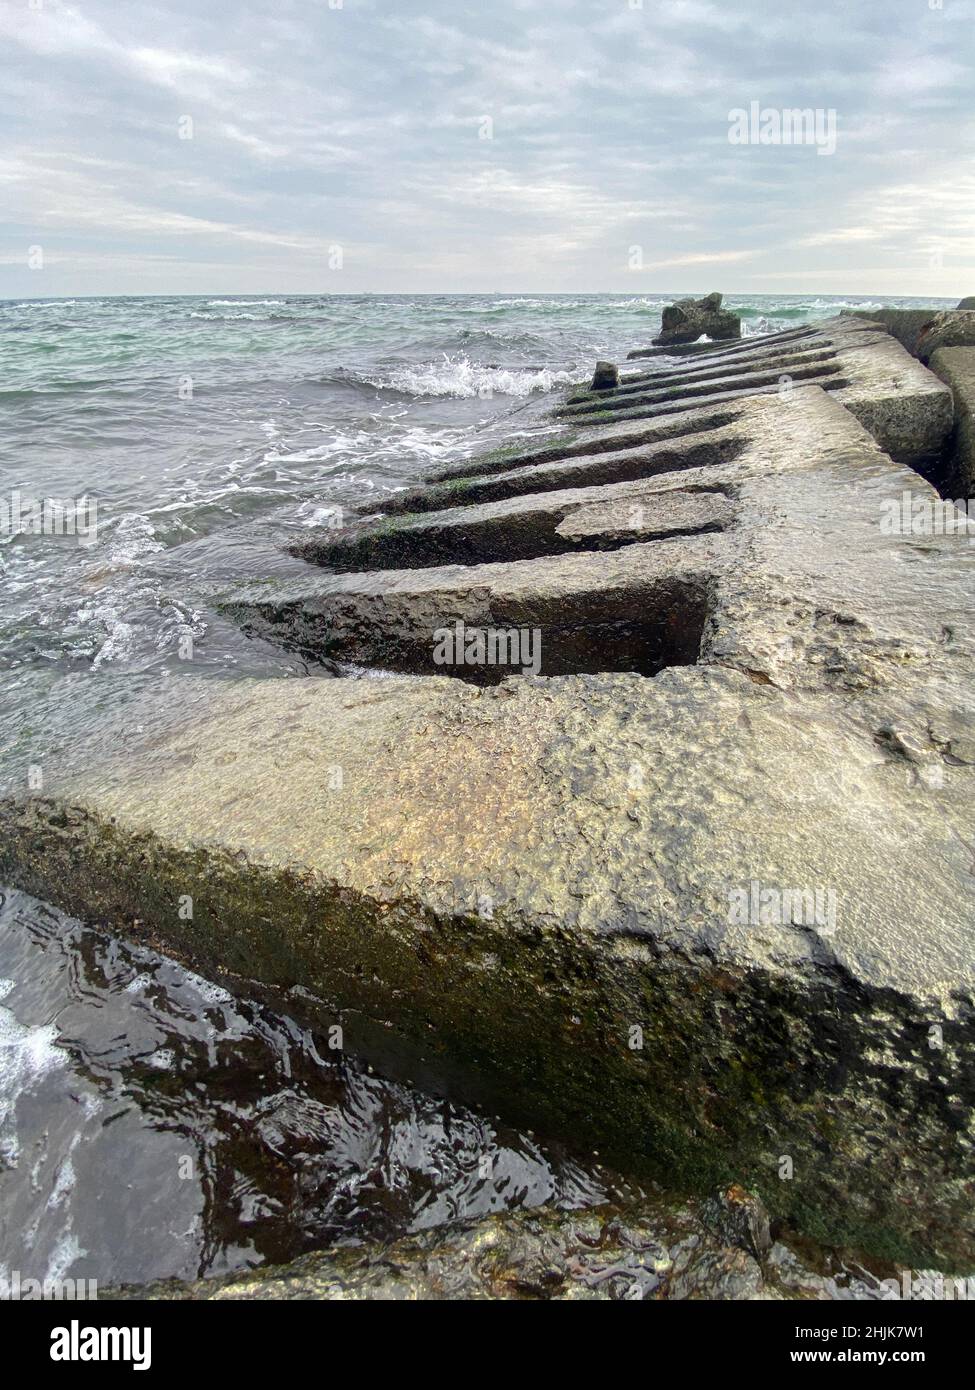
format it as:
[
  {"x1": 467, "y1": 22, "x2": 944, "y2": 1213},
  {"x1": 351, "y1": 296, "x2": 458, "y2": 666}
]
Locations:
[{"x1": 0, "y1": 290, "x2": 956, "y2": 1289}]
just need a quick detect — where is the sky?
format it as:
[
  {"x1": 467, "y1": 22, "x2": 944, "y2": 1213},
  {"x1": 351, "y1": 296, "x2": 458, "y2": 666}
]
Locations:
[{"x1": 1, "y1": 0, "x2": 973, "y2": 297}]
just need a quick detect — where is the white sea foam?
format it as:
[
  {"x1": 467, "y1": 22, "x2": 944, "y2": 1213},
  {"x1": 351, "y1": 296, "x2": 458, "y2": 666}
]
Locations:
[
  {"x1": 266, "y1": 422, "x2": 472, "y2": 472},
  {"x1": 366, "y1": 355, "x2": 572, "y2": 398},
  {"x1": 206, "y1": 299, "x2": 284, "y2": 307},
  {"x1": 92, "y1": 513, "x2": 164, "y2": 567},
  {"x1": 146, "y1": 1048, "x2": 175, "y2": 1070},
  {"x1": 0, "y1": 995, "x2": 65, "y2": 1169},
  {"x1": 11, "y1": 300, "x2": 78, "y2": 311},
  {"x1": 809, "y1": 298, "x2": 884, "y2": 309},
  {"x1": 191, "y1": 311, "x2": 263, "y2": 320},
  {"x1": 44, "y1": 1231, "x2": 88, "y2": 1284},
  {"x1": 607, "y1": 298, "x2": 670, "y2": 309}
]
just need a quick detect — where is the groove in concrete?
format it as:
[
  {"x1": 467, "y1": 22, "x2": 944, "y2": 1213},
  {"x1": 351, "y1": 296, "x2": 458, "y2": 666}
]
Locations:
[
  {"x1": 376, "y1": 429, "x2": 748, "y2": 516},
  {"x1": 294, "y1": 480, "x2": 734, "y2": 572},
  {"x1": 561, "y1": 359, "x2": 841, "y2": 417},
  {"x1": 625, "y1": 324, "x2": 819, "y2": 360},
  {"x1": 428, "y1": 407, "x2": 743, "y2": 484}
]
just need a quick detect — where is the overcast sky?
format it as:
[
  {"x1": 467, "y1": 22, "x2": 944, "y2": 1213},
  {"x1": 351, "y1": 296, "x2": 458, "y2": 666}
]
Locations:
[{"x1": 1, "y1": 0, "x2": 973, "y2": 297}]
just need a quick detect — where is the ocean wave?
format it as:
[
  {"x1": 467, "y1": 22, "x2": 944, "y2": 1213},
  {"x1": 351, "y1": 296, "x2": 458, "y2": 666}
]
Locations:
[
  {"x1": 607, "y1": 298, "x2": 670, "y2": 310},
  {"x1": 9, "y1": 300, "x2": 78, "y2": 311},
  {"x1": 452, "y1": 328, "x2": 549, "y2": 349},
  {"x1": 809, "y1": 298, "x2": 885, "y2": 309},
  {"x1": 190, "y1": 311, "x2": 264, "y2": 321},
  {"x1": 102, "y1": 513, "x2": 165, "y2": 565},
  {"x1": 736, "y1": 299, "x2": 885, "y2": 318},
  {"x1": 737, "y1": 305, "x2": 813, "y2": 320},
  {"x1": 205, "y1": 299, "x2": 285, "y2": 307},
  {"x1": 358, "y1": 355, "x2": 572, "y2": 398},
  {"x1": 189, "y1": 309, "x2": 302, "y2": 323},
  {"x1": 267, "y1": 421, "x2": 473, "y2": 472}
]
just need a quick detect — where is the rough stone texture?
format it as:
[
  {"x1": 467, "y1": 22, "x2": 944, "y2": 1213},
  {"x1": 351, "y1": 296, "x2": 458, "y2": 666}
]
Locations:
[
  {"x1": 652, "y1": 292, "x2": 742, "y2": 347},
  {"x1": 916, "y1": 311, "x2": 975, "y2": 364},
  {"x1": 929, "y1": 346, "x2": 975, "y2": 495},
  {"x1": 378, "y1": 424, "x2": 748, "y2": 516},
  {"x1": 292, "y1": 476, "x2": 734, "y2": 572},
  {"x1": 4, "y1": 385, "x2": 975, "y2": 1268},
  {"x1": 102, "y1": 1189, "x2": 937, "y2": 1302},
  {"x1": 562, "y1": 358, "x2": 841, "y2": 417},
  {"x1": 843, "y1": 308, "x2": 941, "y2": 356},
  {"x1": 561, "y1": 318, "x2": 952, "y2": 471},
  {"x1": 591, "y1": 360, "x2": 619, "y2": 391},
  {"x1": 628, "y1": 325, "x2": 817, "y2": 362}
]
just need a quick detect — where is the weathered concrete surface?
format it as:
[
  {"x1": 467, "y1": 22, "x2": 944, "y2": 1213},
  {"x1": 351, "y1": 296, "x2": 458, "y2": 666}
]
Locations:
[
  {"x1": 103, "y1": 1187, "x2": 944, "y2": 1301},
  {"x1": 563, "y1": 358, "x2": 841, "y2": 416},
  {"x1": 562, "y1": 318, "x2": 952, "y2": 469},
  {"x1": 426, "y1": 403, "x2": 744, "y2": 483},
  {"x1": 930, "y1": 346, "x2": 975, "y2": 494},
  {"x1": 379, "y1": 424, "x2": 748, "y2": 516},
  {"x1": 293, "y1": 477, "x2": 734, "y2": 572},
  {"x1": 653, "y1": 292, "x2": 741, "y2": 347},
  {"x1": 843, "y1": 308, "x2": 942, "y2": 356},
  {"x1": 628, "y1": 325, "x2": 817, "y2": 362},
  {"x1": 3, "y1": 386, "x2": 975, "y2": 1268},
  {"x1": 917, "y1": 311, "x2": 975, "y2": 364}
]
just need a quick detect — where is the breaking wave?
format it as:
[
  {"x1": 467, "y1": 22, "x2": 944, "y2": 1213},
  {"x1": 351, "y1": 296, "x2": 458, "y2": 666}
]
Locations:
[{"x1": 359, "y1": 354, "x2": 573, "y2": 398}]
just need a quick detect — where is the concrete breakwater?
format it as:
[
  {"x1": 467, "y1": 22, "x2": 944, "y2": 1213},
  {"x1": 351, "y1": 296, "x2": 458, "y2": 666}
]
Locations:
[{"x1": 2, "y1": 308, "x2": 975, "y2": 1277}]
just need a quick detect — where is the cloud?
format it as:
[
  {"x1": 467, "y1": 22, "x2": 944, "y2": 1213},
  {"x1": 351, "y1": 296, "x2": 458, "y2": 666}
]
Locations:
[
  {"x1": 634, "y1": 251, "x2": 757, "y2": 270},
  {"x1": 0, "y1": 0, "x2": 972, "y2": 294}
]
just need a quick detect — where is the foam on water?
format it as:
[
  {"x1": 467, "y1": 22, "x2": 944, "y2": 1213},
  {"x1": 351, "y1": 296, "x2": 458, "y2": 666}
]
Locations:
[
  {"x1": 366, "y1": 354, "x2": 573, "y2": 398},
  {"x1": 0, "y1": 983, "x2": 66, "y2": 1171}
]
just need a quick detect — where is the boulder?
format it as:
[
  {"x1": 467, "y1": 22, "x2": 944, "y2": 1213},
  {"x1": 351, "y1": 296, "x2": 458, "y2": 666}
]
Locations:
[
  {"x1": 590, "y1": 360, "x2": 619, "y2": 391},
  {"x1": 916, "y1": 310, "x2": 975, "y2": 363},
  {"x1": 652, "y1": 291, "x2": 741, "y2": 347},
  {"x1": 957, "y1": 297, "x2": 975, "y2": 310}
]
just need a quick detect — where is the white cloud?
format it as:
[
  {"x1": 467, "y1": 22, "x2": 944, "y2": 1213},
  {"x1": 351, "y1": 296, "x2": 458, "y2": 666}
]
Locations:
[{"x1": 0, "y1": 0, "x2": 973, "y2": 293}]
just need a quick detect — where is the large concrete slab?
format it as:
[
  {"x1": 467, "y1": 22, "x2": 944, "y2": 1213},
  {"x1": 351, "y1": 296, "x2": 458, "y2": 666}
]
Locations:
[{"x1": 3, "y1": 385, "x2": 974, "y2": 1268}]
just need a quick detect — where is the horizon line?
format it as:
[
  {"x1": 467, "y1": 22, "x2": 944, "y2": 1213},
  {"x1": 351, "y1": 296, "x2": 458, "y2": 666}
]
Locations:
[{"x1": 0, "y1": 289, "x2": 962, "y2": 303}]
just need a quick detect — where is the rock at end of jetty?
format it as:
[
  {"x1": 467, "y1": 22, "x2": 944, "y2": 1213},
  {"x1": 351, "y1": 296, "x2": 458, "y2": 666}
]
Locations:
[
  {"x1": 590, "y1": 360, "x2": 619, "y2": 390},
  {"x1": 652, "y1": 291, "x2": 741, "y2": 347},
  {"x1": 957, "y1": 296, "x2": 975, "y2": 310}
]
